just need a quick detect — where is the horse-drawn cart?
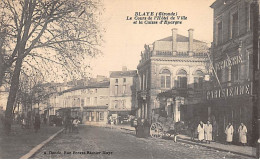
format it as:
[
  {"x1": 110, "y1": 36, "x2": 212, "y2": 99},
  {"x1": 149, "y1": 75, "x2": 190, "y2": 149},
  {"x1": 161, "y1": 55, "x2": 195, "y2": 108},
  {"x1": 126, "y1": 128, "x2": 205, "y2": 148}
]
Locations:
[{"x1": 150, "y1": 114, "x2": 176, "y2": 139}]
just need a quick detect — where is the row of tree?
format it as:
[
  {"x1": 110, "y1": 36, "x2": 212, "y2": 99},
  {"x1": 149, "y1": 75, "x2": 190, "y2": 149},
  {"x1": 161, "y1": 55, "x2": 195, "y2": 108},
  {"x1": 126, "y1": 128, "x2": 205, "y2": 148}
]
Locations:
[{"x1": 0, "y1": 0, "x2": 104, "y2": 134}]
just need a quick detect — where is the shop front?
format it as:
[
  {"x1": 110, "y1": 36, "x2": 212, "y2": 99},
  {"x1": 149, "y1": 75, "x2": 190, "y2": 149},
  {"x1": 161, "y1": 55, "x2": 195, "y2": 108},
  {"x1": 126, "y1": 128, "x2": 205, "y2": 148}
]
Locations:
[
  {"x1": 82, "y1": 106, "x2": 108, "y2": 125},
  {"x1": 205, "y1": 81, "x2": 253, "y2": 144}
]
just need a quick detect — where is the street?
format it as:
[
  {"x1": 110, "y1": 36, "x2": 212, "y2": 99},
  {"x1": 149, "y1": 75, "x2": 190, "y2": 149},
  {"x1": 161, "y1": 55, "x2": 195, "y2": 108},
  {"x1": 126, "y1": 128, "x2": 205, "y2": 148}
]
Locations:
[{"x1": 32, "y1": 125, "x2": 249, "y2": 159}]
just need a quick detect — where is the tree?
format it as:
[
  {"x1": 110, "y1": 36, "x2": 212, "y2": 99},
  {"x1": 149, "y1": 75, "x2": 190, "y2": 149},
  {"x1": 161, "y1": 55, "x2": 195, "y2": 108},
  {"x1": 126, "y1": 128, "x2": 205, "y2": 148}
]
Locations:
[{"x1": 0, "y1": 0, "x2": 104, "y2": 133}]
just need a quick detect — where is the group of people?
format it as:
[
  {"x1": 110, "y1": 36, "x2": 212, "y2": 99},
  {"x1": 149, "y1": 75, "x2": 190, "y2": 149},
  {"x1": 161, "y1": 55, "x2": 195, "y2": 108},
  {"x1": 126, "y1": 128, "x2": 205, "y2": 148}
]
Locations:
[
  {"x1": 64, "y1": 116, "x2": 80, "y2": 133},
  {"x1": 20, "y1": 114, "x2": 41, "y2": 133},
  {"x1": 195, "y1": 121, "x2": 248, "y2": 146},
  {"x1": 225, "y1": 122, "x2": 247, "y2": 145}
]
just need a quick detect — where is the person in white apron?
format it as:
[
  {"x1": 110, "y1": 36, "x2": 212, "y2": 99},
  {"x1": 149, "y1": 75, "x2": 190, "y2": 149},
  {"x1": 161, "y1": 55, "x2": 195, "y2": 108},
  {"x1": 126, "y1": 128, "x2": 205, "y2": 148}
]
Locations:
[
  {"x1": 238, "y1": 123, "x2": 247, "y2": 146},
  {"x1": 204, "y1": 121, "x2": 212, "y2": 144},
  {"x1": 197, "y1": 121, "x2": 205, "y2": 143},
  {"x1": 225, "y1": 122, "x2": 234, "y2": 144}
]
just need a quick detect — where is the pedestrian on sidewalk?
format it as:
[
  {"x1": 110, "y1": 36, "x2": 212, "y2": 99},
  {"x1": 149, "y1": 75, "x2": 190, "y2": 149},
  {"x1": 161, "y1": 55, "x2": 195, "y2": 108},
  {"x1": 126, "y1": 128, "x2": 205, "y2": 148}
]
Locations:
[
  {"x1": 225, "y1": 122, "x2": 234, "y2": 145},
  {"x1": 238, "y1": 123, "x2": 247, "y2": 146},
  {"x1": 204, "y1": 121, "x2": 212, "y2": 144},
  {"x1": 197, "y1": 121, "x2": 205, "y2": 143},
  {"x1": 34, "y1": 114, "x2": 41, "y2": 133},
  {"x1": 73, "y1": 117, "x2": 80, "y2": 133}
]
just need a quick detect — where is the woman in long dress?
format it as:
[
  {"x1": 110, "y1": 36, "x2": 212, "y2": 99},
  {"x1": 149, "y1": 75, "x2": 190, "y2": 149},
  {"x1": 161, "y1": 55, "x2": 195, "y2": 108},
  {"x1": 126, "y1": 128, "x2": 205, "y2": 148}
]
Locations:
[
  {"x1": 238, "y1": 123, "x2": 247, "y2": 146},
  {"x1": 197, "y1": 121, "x2": 205, "y2": 143},
  {"x1": 225, "y1": 122, "x2": 234, "y2": 144},
  {"x1": 204, "y1": 121, "x2": 212, "y2": 144}
]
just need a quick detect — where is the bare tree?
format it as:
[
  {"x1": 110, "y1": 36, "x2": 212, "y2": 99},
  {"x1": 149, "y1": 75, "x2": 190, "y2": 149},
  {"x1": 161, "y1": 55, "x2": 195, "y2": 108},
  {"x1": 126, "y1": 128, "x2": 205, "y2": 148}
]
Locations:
[{"x1": 0, "y1": 0, "x2": 104, "y2": 133}]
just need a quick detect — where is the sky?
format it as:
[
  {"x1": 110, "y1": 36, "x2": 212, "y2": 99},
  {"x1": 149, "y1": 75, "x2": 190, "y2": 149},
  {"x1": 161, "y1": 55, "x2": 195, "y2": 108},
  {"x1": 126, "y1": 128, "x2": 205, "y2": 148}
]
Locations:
[{"x1": 90, "y1": 0, "x2": 216, "y2": 77}]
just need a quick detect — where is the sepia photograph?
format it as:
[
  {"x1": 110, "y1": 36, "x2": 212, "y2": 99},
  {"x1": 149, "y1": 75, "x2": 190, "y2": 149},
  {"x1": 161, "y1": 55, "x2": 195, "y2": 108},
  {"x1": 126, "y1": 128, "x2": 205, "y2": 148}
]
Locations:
[{"x1": 0, "y1": 0, "x2": 260, "y2": 159}]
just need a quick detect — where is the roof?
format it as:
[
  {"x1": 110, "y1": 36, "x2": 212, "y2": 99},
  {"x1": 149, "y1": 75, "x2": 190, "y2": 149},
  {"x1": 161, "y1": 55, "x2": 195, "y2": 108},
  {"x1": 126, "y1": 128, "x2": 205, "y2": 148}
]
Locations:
[
  {"x1": 59, "y1": 81, "x2": 110, "y2": 94},
  {"x1": 110, "y1": 70, "x2": 137, "y2": 78},
  {"x1": 158, "y1": 34, "x2": 205, "y2": 43}
]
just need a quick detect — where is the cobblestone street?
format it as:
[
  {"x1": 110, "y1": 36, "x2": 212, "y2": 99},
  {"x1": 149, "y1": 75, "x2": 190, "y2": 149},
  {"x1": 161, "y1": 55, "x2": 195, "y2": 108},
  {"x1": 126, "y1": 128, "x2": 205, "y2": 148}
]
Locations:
[{"x1": 32, "y1": 125, "x2": 249, "y2": 159}]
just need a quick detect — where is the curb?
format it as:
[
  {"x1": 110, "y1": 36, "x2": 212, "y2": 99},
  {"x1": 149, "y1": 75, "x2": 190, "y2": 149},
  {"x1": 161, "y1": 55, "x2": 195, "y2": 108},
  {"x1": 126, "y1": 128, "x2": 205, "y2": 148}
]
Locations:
[
  {"x1": 20, "y1": 128, "x2": 64, "y2": 159},
  {"x1": 177, "y1": 138, "x2": 255, "y2": 158}
]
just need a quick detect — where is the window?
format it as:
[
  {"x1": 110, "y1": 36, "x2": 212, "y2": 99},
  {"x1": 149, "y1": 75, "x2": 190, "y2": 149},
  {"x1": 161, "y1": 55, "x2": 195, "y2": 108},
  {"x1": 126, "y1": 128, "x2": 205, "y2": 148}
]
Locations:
[
  {"x1": 123, "y1": 78, "x2": 126, "y2": 82},
  {"x1": 86, "y1": 97, "x2": 90, "y2": 105},
  {"x1": 114, "y1": 100, "x2": 118, "y2": 109},
  {"x1": 81, "y1": 99, "x2": 84, "y2": 107},
  {"x1": 94, "y1": 97, "x2": 97, "y2": 105},
  {"x1": 122, "y1": 100, "x2": 126, "y2": 109},
  {"x1": 246, "y1": 2, "x2": 253, "y2": 31},
  {"x1": 123, "y1": 85, "x2": 126, "y2": 94},
  {"x1": 90, "y1": 97, "x2": 93, "y2": 105},
  {"x1": 160, "y1": 69, "x2": 171, "y2": 88},
  {"x1": 176, "y1": 69, "x2": 187, "y2": 88},
  {"x1": 231, "y1": 64, "x2": 239, "y2": 81},
  {"x1": 231, "y1": 12, "x2": 238, "y2": 39},
  {"x1": 115, "y1": 79, "x2": 118, "y2": 83},
  {"x1": 194, "y1": 70, "x2": 204, "y2": 89},
  {"x1": 99, "y1": 112, "x2": 104, "y2": 121},
  {"x1": 217, "y1": 21, "x2": 222, "y2": 45},
  {"x1": 115, "y1": 85, "x2": 118, "y2": 95}
]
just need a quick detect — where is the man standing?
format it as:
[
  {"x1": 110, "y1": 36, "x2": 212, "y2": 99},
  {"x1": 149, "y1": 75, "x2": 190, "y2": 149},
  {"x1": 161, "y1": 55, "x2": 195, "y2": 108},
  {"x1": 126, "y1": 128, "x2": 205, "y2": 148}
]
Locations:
[
  {"x1": 238, "y1": 123, "x2": 247, "y2": 146},
  {"x1": 204, "y1": 121, "x2": 212, "y2": 144},
  {"x1": 197, "y1": 121, "x2": 205, "y2": 143},
  {"x1": 225, "y1": 122, "x2": 234, "y2": 145}
]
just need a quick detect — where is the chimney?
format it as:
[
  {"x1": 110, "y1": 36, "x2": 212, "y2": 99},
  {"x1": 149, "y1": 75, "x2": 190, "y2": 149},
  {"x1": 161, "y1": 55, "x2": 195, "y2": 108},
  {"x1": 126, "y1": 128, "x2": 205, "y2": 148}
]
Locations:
[
  {"x1": 171, "y1": 28, "x2": 178, "y2": 56},
  {"x1": 122, "y1": 66, "x2": 127, "y2": 71},
  {"x1": 188, "y1": 28, "x2": 194, "y2": 56}
]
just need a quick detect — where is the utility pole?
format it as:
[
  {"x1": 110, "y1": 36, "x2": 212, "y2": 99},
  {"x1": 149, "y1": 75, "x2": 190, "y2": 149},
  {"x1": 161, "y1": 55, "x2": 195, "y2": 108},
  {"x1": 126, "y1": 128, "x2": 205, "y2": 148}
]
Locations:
[{"x1": 251, "y1": 0, "x2": 260, "y2": 159}]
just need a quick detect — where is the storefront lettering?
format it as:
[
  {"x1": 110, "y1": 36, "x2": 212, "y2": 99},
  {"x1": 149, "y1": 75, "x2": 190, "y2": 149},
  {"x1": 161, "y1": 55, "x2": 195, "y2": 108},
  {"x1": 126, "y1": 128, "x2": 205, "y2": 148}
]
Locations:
[
  {"x1": 215, "y1": 55, "x2": 243, "y2": 70},
  {"x1": 206, "y1": 82, "x2": 252, "y2": 100}
]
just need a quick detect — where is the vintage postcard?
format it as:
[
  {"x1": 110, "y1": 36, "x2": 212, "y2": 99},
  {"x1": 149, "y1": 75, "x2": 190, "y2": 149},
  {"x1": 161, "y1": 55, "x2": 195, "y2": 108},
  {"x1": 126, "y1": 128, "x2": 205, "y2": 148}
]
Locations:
[{"x1": 0, "y1": 0, "x2": 259, "y2": 159}]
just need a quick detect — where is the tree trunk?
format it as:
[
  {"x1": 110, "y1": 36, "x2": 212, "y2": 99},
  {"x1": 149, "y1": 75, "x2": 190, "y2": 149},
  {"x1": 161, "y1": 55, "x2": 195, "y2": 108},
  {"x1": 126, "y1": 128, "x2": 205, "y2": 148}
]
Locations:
[
  {"x1": 0, "y1": 51, "x2": 6, "y2": 87},
  {"x1": 4, "y1": 57, "x2": 23, "y2": 134}
]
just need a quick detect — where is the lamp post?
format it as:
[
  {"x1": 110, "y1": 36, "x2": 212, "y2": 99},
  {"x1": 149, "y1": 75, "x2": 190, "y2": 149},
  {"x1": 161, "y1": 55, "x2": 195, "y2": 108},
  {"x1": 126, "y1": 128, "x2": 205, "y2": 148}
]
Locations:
[{"x1": 251, "y1": 0, "x2": 260, "y2": 159}]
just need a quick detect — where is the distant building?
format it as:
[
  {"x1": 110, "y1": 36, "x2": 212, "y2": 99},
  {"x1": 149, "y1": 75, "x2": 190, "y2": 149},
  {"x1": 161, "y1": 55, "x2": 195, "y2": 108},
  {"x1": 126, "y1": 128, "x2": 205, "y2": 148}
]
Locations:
[
  {"x1": 137, "y1": 28, "x2": 210, "y2": 122},
  {"x1": 109, "y1": 67, "x2": 138, "y2": 124},
  {"x1": 56, "y1": 77, "x2": 110, "y2": 125}
]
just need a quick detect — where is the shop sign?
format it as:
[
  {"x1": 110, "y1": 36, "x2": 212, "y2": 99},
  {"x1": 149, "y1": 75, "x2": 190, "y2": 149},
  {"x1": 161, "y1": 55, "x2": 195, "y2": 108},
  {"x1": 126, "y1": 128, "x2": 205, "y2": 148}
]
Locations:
[
  {"x1": 215, "y1": 54, "x2": 242, "y2": 71},
  {"x1": 206, "y1": 82, "x2": 252, "y2": 100}
]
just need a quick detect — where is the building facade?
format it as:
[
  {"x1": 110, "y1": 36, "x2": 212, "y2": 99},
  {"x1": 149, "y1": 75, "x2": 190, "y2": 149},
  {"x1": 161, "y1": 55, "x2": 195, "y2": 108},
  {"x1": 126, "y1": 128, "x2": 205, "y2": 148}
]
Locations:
[
  {"x1": 137, "y1": 29, "x2": 210, "y2": 123},
  {"x1": 206, "y1": 0, "x2": 256, "y2": 143},
  {"x1": 56, "y1": 80, "x2": 110, "y2": 125},
  {"x1": 109, "y1": 67, "x2": 138, "y2": 124}
]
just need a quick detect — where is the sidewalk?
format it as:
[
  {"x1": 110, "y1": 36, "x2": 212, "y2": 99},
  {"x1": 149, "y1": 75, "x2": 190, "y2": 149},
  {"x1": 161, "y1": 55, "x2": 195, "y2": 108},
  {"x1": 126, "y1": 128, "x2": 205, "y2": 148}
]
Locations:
[
  {"x1": 88, "y1": 123, "x2": 256, "y2": 158},
  {"x1": 0, "y1": 123, "x2": 63, "y2": 159},
  {"x1": 177, "y1": 134, "x2": 256, "y2": 158}
]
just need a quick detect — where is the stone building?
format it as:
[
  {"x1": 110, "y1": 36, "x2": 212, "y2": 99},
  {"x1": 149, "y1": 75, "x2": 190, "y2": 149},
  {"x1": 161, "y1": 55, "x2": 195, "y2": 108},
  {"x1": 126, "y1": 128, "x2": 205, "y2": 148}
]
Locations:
[
  {"x1": 56, "y1": 78, "x2": 110, "y2": 125},
  {"x1": 108, "y1": 67, "x2": 138, "y2": 124},
  {"x1": 206, "y1": 0, "x2": 257, "y2": 144},
  {"x1": 137, "y1": 28, "x2": 210, "y2": 122}
]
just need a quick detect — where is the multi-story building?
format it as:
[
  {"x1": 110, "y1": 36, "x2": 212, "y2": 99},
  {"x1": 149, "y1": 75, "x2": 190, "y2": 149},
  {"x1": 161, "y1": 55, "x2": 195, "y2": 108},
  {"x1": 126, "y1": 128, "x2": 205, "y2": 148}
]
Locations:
[
  {"x1": 109, "y1": 67, "x2": 138, "y2": 124},
  {"x1": 206, "y1": 0, "x2": 257, "y2": 144},
  {"x1": 137, "y1": 29, "x2": 210, "y2": 122},
  {"x1": 56, "y1": 77, "x2": 110, "y2": 125}
]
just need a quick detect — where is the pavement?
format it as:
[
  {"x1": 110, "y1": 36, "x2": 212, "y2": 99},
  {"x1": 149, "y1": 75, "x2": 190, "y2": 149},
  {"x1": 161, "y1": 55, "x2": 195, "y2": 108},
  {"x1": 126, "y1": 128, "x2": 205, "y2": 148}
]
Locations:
[
  {"x1": 32, "y1": 125, "x2": 249, "y2": 159},
  {"x1": 84, "y1": 123, "x2": 256, "y2": 158}
]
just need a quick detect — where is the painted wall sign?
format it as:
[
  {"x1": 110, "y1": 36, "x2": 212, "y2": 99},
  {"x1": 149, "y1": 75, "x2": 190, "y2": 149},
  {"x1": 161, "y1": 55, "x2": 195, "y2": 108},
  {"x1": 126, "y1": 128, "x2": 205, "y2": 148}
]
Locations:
[
  {"x1": 206, "y1": 82, "x2": 252, "y2": 100},
  {"x1": 215, "y1": 54, "x2": 242, "y2": 71}
]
